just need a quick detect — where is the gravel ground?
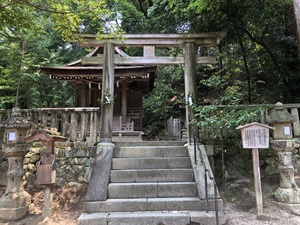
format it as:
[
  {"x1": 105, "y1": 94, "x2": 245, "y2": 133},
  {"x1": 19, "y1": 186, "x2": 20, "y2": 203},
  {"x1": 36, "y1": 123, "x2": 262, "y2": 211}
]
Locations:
[
  {"x1": 222, "y1": 176, "x2": 300, "y2": 225},
  {"x1": 224, "y1": 196, "x2": 300, "y2": 225}
]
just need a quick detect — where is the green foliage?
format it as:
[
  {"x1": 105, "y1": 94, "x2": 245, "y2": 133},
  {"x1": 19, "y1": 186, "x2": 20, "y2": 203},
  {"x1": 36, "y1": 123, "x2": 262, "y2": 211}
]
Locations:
[
  {"x1": 107, "y1": 0, "x2": 146, "y2": 33},
  {"x1": 0, "y1": 0, "x2": 117, "y2": 109},
  {"x1": 0, "y1": 0, "x2": 112, "y2": 41},
  {"x1": 193, "y1": 104, "x2": 266, "y2": 140},
  {"x1": 143, "y1": 64, "x2": 184, "y2": 138},
  {"x1": 167, "y1": 0, "x2": 300, "y2": 103},
  {"x1": 0, "y1": 18, "x2": 86, "y2": 108}
]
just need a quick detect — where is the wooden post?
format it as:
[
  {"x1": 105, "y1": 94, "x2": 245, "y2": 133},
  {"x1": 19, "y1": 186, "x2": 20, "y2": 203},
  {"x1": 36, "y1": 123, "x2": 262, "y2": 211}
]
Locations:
[
  {"x1": 80, "y1": 111, "x2": 88, "y2": 141},
  {"x1": 50, "y1": 111, "x2": 58, "y2": 128},
  {"x1": 42, "y1": 111, "x2": 48, "y2": 127},
  {"x1": 252, "y1": 148, "x2": 263, "y2": 216},
  {"x1": 294, "y1": 0, "x2": 300, "y2": 59},
  {"x1": 122, "y1": 81, "x2": 127, "y2": 124},
  {"x1": 42, "y1": 185, "x2": 53, "y2": 217},
  {"x1": 89, "y1": 111, "x2": 98, "y2": 143},
  {"x1": 100, "y1": 42, "x2": 115, "y2": 143},
  {"x1": 70, "y1": 111, "x2": 78, "y2": 141},
  {"x1": 184, "y1": 42, "x2": 197, "y2": 140},
  {"x1": 237, "y1": 122, "x2": 274, "y2": 217},
  {"x1": 61, "y1": 112, "x2": 69, "y2": 137},
  {"x1": 81, "y1": 82, "x2": 87, "y2": 107}
]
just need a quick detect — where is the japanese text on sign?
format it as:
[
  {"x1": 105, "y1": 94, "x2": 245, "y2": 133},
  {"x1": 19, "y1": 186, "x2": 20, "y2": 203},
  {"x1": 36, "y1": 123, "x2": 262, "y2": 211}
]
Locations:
[{"x1": 241, "y1": 125, "x2": 269, "y2": 149}]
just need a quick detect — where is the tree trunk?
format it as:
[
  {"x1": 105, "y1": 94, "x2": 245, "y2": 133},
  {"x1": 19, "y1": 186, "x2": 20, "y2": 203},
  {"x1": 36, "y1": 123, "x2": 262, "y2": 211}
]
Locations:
[{"x1": 294, "y1": 0, "x2": 300, "y2": 58}]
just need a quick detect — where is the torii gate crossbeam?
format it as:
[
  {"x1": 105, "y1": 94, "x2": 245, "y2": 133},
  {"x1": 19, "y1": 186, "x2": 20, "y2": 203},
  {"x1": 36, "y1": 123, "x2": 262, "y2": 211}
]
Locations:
[
  {"x1": 79, "y1": 33, "x2": 226, "y2": 143},
  {"x1": 81, "y1": 33, "x2": 226, "y2": 201}
]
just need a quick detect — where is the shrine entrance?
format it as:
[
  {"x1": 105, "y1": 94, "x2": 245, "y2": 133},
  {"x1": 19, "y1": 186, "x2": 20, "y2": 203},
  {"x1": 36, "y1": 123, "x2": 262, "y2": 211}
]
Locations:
[{"x1": 79, "y1": 33, "x2": 226, "y2": 142}]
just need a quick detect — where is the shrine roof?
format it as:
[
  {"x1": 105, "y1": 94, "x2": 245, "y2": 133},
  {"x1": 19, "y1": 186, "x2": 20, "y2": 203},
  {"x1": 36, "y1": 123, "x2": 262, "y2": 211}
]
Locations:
[{"x1": 41, "y1": 47, "x2": 156, "y2": 83}]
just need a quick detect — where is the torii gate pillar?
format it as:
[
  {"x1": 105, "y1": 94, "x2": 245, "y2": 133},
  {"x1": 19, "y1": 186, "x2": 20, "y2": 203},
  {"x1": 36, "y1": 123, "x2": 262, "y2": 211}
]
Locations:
[
  {"x1": 86, "y1": 42, "x2": 115, "y2": 201},
  {"x1": 184, "y1": 42, "x2": 197, "y2": 138},
  {"x1": 80, "y1": 33, "x2": 226, "y2": 202},
  {"x1": 99, "y1": 42, "x2": 115, "y2": 143}
]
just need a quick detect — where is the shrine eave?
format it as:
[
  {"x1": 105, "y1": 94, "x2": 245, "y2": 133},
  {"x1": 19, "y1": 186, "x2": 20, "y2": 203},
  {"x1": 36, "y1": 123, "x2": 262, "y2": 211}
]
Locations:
[{"x1": 41, "y1": 65, "x2": 156, "y2": 81}]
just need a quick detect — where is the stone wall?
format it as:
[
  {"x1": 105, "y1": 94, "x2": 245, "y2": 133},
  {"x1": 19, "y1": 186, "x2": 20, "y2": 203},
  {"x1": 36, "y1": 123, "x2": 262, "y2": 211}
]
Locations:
[
  {"x1": 54, "y1": 142, "x2": 96, "y2": 187},
  {"x1": 211, "y1": 143, "x2": 300, "y2": 181},
  {"x1": 8, "y1": 142, "x2": 96, "y2": 190},
  {"x1": 1, "y1": 142, "x2": 300, "y2": 189}
]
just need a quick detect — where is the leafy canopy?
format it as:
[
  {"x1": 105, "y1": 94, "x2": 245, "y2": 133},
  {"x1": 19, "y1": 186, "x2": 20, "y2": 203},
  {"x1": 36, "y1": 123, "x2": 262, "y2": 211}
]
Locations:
[{"x1": 0, "y1": 0, "x2": 112, "y2": 41}]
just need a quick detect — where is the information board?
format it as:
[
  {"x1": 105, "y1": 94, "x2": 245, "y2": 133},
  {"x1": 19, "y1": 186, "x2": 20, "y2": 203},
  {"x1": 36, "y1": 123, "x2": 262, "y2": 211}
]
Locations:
[{"x1": 241, "y1": 124, "x2": 270, "y2": 149}]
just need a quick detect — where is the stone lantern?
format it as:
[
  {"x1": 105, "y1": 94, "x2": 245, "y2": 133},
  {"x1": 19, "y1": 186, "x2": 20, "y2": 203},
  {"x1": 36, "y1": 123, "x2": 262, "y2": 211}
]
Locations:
[
  {"x1": 0, "y1": 107, "x2": 32, "y2": 220},
  {"x1": 266, "y1": 102, "x2": 300, "y2": 214}
]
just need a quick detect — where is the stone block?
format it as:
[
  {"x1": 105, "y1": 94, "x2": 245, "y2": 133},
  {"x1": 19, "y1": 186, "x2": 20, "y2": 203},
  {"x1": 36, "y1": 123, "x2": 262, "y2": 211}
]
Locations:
[
  {"x1": 108, "y1": 183, "x2": 157, "y2": 198},
  {"x1": 138, "y1": 169, "x2": 193, "y2": 182},
  {"x1": 84, "y1": 199, "x2": 148, "y2": 213},
  {"x1": 112, "y1": 157, "x2": 191, "y2": 170},
  {"x1": 147, "y1": 197, "x2": 202, "y2": 211},
  {"x1": 110, "y1": 170, "x2": 137, "y2": 183},
  {"x1": 157, "y1": 182, "x2": 197, "y2": 197},
  {"x1": 0, "y1": 206, "x2": 28, "y2": 221},
  {"x1": 168, "y1": 157, "x2": 191, "y2": 168},
  {"x1": 85, "y1": 143, "x2": 114, "y2": 201},
  {"x1": 107, "y1": 211, "x2": 191, "y2": 225},
  {"x1": 66, "y1": 147, "x2": 89, "y2": 158},
  {"x1": 121, "y1": 147, "x2": 164, "y2": 158},
  {"x1": 77, "y1": 212, "x2": 108, "y2": 225},
  {"x1": 110, "y1": 168, "x2": 194, "y2": 183}
]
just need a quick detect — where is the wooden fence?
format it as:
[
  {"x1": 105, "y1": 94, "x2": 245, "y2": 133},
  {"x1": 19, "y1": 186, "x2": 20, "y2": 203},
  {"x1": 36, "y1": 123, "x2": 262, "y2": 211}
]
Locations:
[
  {"x1": 198, "y1": 103, "x2": 300, "y2": 142},
  {"x1": 1, "y1": 103, "x2": 300, "y2": 143},
  {"x1": 0, "y1": 108, "x2": 101, "y2": 143},
  {"x1": 0, "y1": 107, "x2": 145, "y2": 143}
]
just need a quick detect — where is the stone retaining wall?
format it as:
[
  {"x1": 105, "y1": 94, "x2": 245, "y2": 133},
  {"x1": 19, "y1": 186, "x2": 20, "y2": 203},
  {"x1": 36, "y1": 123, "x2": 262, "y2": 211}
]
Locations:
[
  {"x1": 211, "y1": 143, "x2": 300, "y2": 181},
  {"x1": 22, "y1": 142, "x2": 97, "y2": 189},
  {"x1": 1, "y1": 142, "x2": 300, "y2": 189}
]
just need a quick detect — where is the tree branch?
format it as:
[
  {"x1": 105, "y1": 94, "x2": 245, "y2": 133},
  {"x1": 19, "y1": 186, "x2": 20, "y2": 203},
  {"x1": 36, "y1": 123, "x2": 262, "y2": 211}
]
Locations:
[
  {"x1": 138, "y1": 0, "x2": 148, "y2": 18},
  {"x1": 0, "y1": 0, "x2": 23, "y2": 9},
  {"x1": 236, "y1": 25, "x2": 288, "y2": 86}
]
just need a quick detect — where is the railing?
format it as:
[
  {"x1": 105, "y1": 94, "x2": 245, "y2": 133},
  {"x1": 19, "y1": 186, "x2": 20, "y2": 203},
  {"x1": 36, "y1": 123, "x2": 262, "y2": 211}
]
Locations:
[
  {"x1": 189, "y1": 116, "x2": 220, "y2": 225},
  {"x1": 0, "y1": 107, "x2": 142, "y2": 142},
  {"x1": 188, "y1": 103, "x2": 300, "y2": 224}
]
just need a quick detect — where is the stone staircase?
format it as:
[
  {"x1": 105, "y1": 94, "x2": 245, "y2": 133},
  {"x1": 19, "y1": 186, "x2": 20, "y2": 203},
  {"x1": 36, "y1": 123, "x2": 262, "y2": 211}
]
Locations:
[{"x1": 78, "y1": 141, "x2": 225, "y2": 225}]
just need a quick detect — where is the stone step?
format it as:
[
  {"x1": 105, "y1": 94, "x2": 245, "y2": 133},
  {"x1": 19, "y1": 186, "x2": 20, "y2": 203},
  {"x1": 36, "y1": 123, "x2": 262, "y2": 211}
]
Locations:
[
  {"x1": 108, "y1": 182, "x2": 197, "y2": 198},
  {"x1": 114, "y1": 141, "x2": 186, "y2": 147},
  {"x1": 113, "y1": 146, "x2": 188, "y2": 158},
  {"x1": 110, "y1": 169, "x2": 194, "y2": 183},
  {"x1": 78, "y1": 211, "x2": 226, "y2": 225},
  {"x1": 83, "y1": 197, "x2": 223, "y2": 213},
  {"x1": 112, "y1": 157, "x2": 191, "y2": 170}
]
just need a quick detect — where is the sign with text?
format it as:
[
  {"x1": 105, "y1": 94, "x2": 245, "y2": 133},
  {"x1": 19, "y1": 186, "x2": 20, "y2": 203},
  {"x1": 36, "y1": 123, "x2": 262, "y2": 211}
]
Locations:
[{"x1": 237, "y1": 122, "x2": 274, "y2": 149}]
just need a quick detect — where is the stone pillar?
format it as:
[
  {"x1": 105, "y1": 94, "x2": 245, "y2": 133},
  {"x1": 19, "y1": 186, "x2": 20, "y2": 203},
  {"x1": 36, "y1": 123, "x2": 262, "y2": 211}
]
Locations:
[
  {"x1": 85, "y1": 142, "x2": 114, "y2": 201},
  {"x1": 0, "y1": 107, "x2": 32, "y2": 221}
]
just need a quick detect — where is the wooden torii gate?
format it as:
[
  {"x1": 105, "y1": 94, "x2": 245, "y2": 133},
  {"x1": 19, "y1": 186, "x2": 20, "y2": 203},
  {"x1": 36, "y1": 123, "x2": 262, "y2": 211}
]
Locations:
[{"x1": 79, "y1": 33, "x2": 226, "y2": 143}]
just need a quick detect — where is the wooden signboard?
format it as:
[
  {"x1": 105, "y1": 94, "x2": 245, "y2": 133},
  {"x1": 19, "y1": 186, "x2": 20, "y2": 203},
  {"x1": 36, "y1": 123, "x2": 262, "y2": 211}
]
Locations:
[
  {"x1": 238, "y1": 122, "x2": 273, "y2": 149},
  {"x1": 237, "y1": 122, "x2": 274, "y2": 217}
]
